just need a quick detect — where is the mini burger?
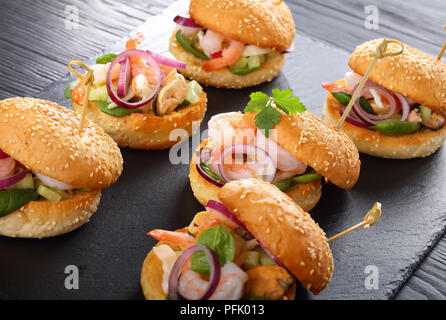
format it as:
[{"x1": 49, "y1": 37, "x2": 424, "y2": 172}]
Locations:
[
  {"x1": 141, "y1": 179, "x2": 333, "y2": 300},
  {"x1": 66, "y1": 34, "x2": 207, "y2": 150},
  {"x1": 190, "y1": 89, "x2": 360, "y2": 212},
  {"x1": 169, "y1": 0, "x2": 295, "y2": 88},
  {"x1": 322, "y1": 38, "x2": 446, "y2": 159},
  {"x1": 0, "y1": 97, "x2": 123, "y2": 238}
]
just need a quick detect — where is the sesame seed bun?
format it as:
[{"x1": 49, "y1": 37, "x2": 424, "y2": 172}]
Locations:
[
  {"x1": 0, "y1": 190, "x2": 101, "y2": 239},
  {"x1": 169, "y1": 33, "x2": 285, "y2": 88},
  {"x1": 242, "y1": 111, "x2": 361, "y2": 190},
  {"x1": 190, "y1": 140, "x2": 322, "y2": 211},
  {"x1": 189, "y1": 0, "x2": 295, "y2": 52},
  {"x1": 218, "y1": 178, "x2": 334, "y2": 295},
  {"x1": 141, "y1": 219, "x2": 297, "y2": 300},
  {"x1": 71, "y1": 91, "x2": 207, "y2": 150},
  {"x1": 0, "y1": 98, "x2": 123, "y2": 189},
  {"x1": 349, "y1": 39, "x2": 446, "y2": 113},
  {"x1": 322, "y1": 91, "x2": 446, "y2": 159}
]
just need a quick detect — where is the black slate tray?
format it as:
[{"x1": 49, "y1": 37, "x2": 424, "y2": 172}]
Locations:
[{"x1": 1, "y1": 1, "x2": 445, "y2": 300}]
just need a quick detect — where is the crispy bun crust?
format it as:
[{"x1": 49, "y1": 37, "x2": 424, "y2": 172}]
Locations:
[
  {"x1": 0, "y1": 98, "x2": 123, "y2": 189},
  {"x1": 349, "y1": 39, "x2": 446, "y2": 112},
  {"x1": 0, "y1": 190, "x2": 101, "y2": 239},
  {"x1": 189, "y1": 0, "x2": 295, "y2": 52},
  {"x1": 72, "y1": 91, "x2": 207, "y2": 150},
  {"x1": 169, "y1": 33, "x2": 285, "y2": 88},
  {"x1": 218, "y1": 179, "x2": 334, "y2": 295},
  {"x1": 243, "y1": 112, "x2": 360, "y2": 189},
  {"x1": 190, "y1": 140, "x2": 322, "y2": 211},
  {"x1": 323, "y1": 92, "x2": 446, "y2": 159}
]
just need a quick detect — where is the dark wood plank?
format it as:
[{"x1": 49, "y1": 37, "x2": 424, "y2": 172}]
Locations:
[{"x1": 0, "y1": 0, "x2": 445, "y2": 299}]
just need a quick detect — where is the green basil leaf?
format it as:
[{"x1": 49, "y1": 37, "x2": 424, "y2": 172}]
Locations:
[
  {"x1": 95, "y1": 100, "x2": 134, "y2": 117},
  {"x1": 274, "y1": 178, "x2": 292, "y2": 191},
  {"x1": 96, "y1": 53, "x2": 117, "y2": 64},
  {"x1": 191, "y1": 225, "x2": 235, "y2": 274},
  {"x1": 64, "y1": 81, "x2": 78, "y2": 99},
  {"x1": 370, "y1": 120, "x2": 420, "y2": 135},
  {"x1": 292, "y1": 173, "x2": 323, "y2": 183},
  {"x1": 359, "y1": 96, "x2": 376, "y2": 115},
  {"x1": 331, "y1": 91, "x2": 351, "y2": 106},
  {"x1": 0, "y1": 189, "x2": 39, "y2": 217}
]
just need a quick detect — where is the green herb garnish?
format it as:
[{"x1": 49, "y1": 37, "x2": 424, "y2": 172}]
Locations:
[
  {"x1": 0, "y1": 189, "x2": 39, "y2": 217},
  {"x1": 331, "y1": 91, "x2": 376, "y2": 115},
  {"x1": 95, "y1": 100, "x2": 140, "y2": 117},
  {"x1": 200, "y1": 162, "x2": 224, "y2": 183},
  {"x1": 96, "y1": 53, "x2": 117, "y2": 64},
  {"x1": 64, "y1": 81, "x2": 78, "y2": 99},
  {"x1": 244, "y1": 89, "x2": 306, "y2": 137},
  {"x1": 370, "y1": 120, "x2": 420, "y2": 135}
]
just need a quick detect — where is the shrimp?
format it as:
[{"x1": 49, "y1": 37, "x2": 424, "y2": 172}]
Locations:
[
  {"x1": 0, "y1": 157, "x2": 16, "y2": 179},
  {"x1": 126, "y1": 33, "x2": 174, "y2": 84},
  {"x1": 148, "y1": 230, "x2": 195, "y2": 250},
  {"x1": 255, "y1": 130, "x2": 307, "y2": 174},
  {"x1": 200, "y1": 30, "x2": 225, "y2": 57},
  {"x1": 202, "y1": 40, "x2": 245, "y2": 71},
  {"x1": 178, "y1": 261, "x2": 248, "y2": 300},
  {"x1": 244, "y1": 265, "x2": 293, "y2": 300},
  {"x1": 71, "y1": 81, "x2": 85, "y2": 105}
]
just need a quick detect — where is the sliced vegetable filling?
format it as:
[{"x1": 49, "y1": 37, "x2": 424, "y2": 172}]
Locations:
[
  {"x1": 66, "y1": 34, "x2": 203, "y2": 118},
  {"x1": 322, "y1": 71, "x2": 445, "y2": 135}
]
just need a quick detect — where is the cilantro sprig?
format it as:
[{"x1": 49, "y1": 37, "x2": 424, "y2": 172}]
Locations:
[{"x1": 244, "y1": 89, "x2": 306, "y2": 137}]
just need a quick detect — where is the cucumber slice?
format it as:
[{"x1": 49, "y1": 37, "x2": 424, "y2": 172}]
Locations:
[
  {"x1": 37, "y1": 185, "x2": 63, "y2": 202},
  {"x1": 10, "y1": 174, "x2": 34, "y2": 190},
  {"x1": 258, "y1": 249, "x2": 275, "y2": 266},
  {"x1": 230, "y1": 57, "x2": 249, "y2": 71},
  {"x1": 247, "y1": 55, "x2": 264, "y2": 69},
  {"x1": 89, "y1": 85, "x2": 109, "y2": 102},
  {"x1": 184, "y1": 80, "x2": 203, "y2": 105},
  {"x1": 420, "y1": 105, "x2": 432, "y2": 123},
  {"x1": 243, "y1": 251, "x2": 260, "y2": 270}
]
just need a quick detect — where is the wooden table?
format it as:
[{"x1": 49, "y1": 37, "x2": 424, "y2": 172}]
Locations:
[{"x1": 0, "y1": 0, "x2": 445, "y2": 299}]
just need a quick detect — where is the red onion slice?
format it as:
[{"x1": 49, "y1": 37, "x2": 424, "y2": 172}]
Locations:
[
  {"x1": 340, "y1": 106, "x2": 369, "y2": 128},
  {"x1": 168, "y1": 244, "x2": 221, "y2": 300},
  {"x1": 117, "y1": 57, "x2": 131, "y2": 97},
  {"x1": 0, "y1": 149, "x2": 8, "y2": 160},
  {"x1": 146, "y1": 50, "x2": 186, "y2": 70},
  {"x1": 0, "y1": 167, "x2": 26, "y2": 190},
  {"x1": 281, "y1": 41, "x2": 295, "y2": 54},
  {"x1": 217, "y1": 144, "x2": 276, "y2": 183},
  {"x1": 174, "y1": 15, "x2": 202, "y2": 28},
  {"x1": 196, "y1": 150, "x2": 224, "y2": 188},
  {"x1": 106, "y1": 50, "x2": 162, "y2": 109},
  {"x1": 34, "y1": 172, "x2": 77, "y2": 190},
  {"x1": 351, "y1": 81, "x2": 397, "y2": 125},
  {"x1": 394, "y1": 92, "x2": 410, "y2": 121},
  {"x1": 205, "y1": 200, "x2": 291, "y2": 274}
]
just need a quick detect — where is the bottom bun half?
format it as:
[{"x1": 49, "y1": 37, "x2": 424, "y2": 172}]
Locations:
[
  {"x1": 0, "y1": 190, "x2": 101, "y2": 239},
  {"x1": 190, "y1": 141, "x2": 322, "y2": 212},
  {"x1": 72, "y1": 91, "x2": 207, "y2": 150},
  {"x1": 323, "y1": 93, "x2": 446, "y2": 159}
]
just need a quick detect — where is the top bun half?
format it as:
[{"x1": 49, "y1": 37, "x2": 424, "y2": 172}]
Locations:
[
  {"x1": 0, "y1": 98, "x2": 123, "y2": 189},
  {"x1": 189, "y1": 0, "x2": 295, "y2": 52},
  {"x1": 349, "y1": 38, "x2": 446, "y2": 112},
  {"x1": 243, "y1": 111, "x2": 360, "y2": 190},
  {"x1": 218, "y1": 178, "x2": 333, "y2": 295}
]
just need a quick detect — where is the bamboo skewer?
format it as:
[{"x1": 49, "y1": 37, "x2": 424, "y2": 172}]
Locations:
[
  {"x1": 336, "y1": 38, "x2": 404, "y2": 130},
  {"x1": 437, "y1": 26, "x2": 446, "y2": 60},
  {"x1": 67, "y1": 61, "x2": 95, "y2": 134},
  {"x1": 327, "y1": 202, "x2": 382, "y2": 243}
]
